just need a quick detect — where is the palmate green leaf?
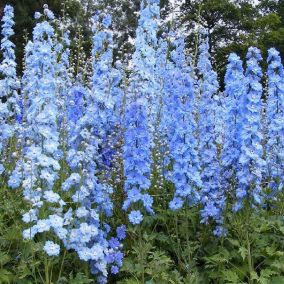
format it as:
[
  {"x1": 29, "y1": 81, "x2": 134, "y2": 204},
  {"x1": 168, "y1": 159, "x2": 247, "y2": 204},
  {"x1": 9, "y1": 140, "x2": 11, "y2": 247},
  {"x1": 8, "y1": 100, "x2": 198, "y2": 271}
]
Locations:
[
  {"x1": 68, "y1": 272, "x2": 93, "y2": 284},
  {"x1": 226, "y1": 238, "x2": 240, "y2": 248},
  {"x1": 238, "y1": 247, "x2": 248, "y2": 260},
  {"x1": 155, "y1": 233, "x2": 170, "y2": 244},
  {"x1": 270, "y1": 276, "x2": 284, "y2": 284},
  {"x1": 117, "y1": 279, "x2": 140, "y2": 284},
  {"x1": 203, "y1": 248, "x2": 231, "y2": 265},
  {"x1": 16, "y1": 261, "x2": 34, "y2": 279},
  {"x1": 271, "y1": 258, "x2": 284, "y2": 271},
  {"x1": 0, "y1": 252, "x2": 11, "y2": 266},
  {"x1": 3, "y1": 224, "x2": 22, "y2": 240},
  {"x1": 251, "y1": 271, "x2": 259, "y2": 281},
  {"x1": 0, "y1": 269, "x2": 13, "y2": 283},
  {"x1": 15, "y1": 280, "x2": 34, "y2": 284},
  {"x1": 259, "y1": 268, "x2": 278, "y2": 283},
  {"x1": 222, "y1": 270, "x2": 240, "y2": 283}
]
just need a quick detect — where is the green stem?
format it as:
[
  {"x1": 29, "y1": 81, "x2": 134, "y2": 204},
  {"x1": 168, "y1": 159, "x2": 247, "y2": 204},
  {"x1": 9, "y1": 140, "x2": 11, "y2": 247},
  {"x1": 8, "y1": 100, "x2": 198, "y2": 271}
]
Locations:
[
  {"x1": 44, "y1": 258, "x2": 50, "y2": 284},
  {"x1": 185, "y1": 207, "x2": 191, "y2": 279},
  {"x1": 247, "y1": 231, "x2": 254, "y2": 284},
  {"x1": 58, "y1": 249, "x2": 67, "y2": 281},
  {"x1": 245, "y1": 203, "x2": 254, "y2": 284},
  {"x1": 138, "y1": 226, "x2": 145, "y2": 283}
]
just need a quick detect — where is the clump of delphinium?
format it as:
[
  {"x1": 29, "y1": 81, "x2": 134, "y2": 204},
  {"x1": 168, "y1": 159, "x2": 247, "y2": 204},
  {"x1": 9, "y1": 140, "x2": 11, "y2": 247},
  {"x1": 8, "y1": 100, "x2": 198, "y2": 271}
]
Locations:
[{"x1": 1, "y1": 0, "x2": 284, "y2": 283}]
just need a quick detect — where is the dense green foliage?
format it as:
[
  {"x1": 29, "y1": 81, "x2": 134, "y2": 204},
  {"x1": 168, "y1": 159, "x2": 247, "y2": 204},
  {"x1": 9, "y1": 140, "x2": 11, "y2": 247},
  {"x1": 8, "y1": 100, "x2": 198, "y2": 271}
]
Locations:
[{"x1": 1, "y1": 176, "x2": 284, "y2": 283}]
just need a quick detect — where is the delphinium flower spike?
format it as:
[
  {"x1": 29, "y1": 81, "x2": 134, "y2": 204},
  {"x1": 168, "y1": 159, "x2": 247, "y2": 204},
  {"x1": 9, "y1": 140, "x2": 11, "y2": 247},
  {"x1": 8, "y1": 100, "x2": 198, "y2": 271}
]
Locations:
[
  {"x1": 0, "y1": 5, "x2": 19, "y2": 173},
  {"x1": 91, "y1": 12, "x2": 123, "y2": 181},
  {"x1": 122, "y1": 0, "x2": 162, "y2": 224},
  {"x1": 13, "y1": 9, "x2": 64, "y2": 254},
  {"x1": 131, "y1": 0, "x2": 160, "y2": 128},
  {"x1": 221, "y1": 53, "x2": 245, "y2": 192},
  {"x1": 123, "y1": 98, "x2": 153, "y2": 224},
  {"x1": 236, "y1": 47, "x2": 266, "y2": 211},
  {"x1": 265, "y1": 48, "x2": 284, "y2": 194},
  {"x1": 61, "y1": 12, "x2": 125, "y2": 282},
  {"x1": 163, "y1": 36, "x2": 201, "y2": 210},
  {"x1": 197, "y1": 31, "x2": 225, "y2": 236}
]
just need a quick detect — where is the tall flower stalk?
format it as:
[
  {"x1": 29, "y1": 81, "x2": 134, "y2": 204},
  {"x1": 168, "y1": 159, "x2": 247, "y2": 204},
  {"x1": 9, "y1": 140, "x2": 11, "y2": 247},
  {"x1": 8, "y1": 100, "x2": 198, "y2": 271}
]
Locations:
[
  {"x1": 163, "y1": 37, "x2": 201, "y2": 210},
  {"x1": 221, "y1": 53, "x2": 245, "y2": 192},
  {"x1": 266, "y1": 48, "x2": 284, "y2": 193},
  {"x1": 197, "y1": 32, "x2": 225, "y2": 236},
  {"x1": 236, "y1": 47, "x2": 266, "y2": 210},
  {"x1": 0, "y1": 5, "x2": 19, "y2": 173}
]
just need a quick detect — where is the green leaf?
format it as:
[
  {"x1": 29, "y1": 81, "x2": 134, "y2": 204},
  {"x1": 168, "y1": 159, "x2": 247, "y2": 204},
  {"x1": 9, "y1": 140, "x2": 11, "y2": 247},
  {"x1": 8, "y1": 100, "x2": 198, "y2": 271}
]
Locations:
[
  {"x1": 0, "y1": 269, "x2": 13, "y2": 283},
  {"x1": 259, "y1": 268, "x2": 278, "y2": 282},
  {"x1": 238, "y1": 247, "x2": 248, "y2": 260},
  {"x1": 69, "y1": 273, "x2": 93, "y2": 284},
  {"x1": 222, "y1": 270, "x2": 240, "y2": 283},
  {"x1": 270, "y1": 276, "x2": 284, "y2": 284},
  {"x1": 227, "y1": 238, "x2": 240, "y2": 247},
  {"x1": 0, "y1": 252, "x2": 11, "y2": 266},
  {"x1": 250, "y1": 271, "x2": 259, "y2": 281}
]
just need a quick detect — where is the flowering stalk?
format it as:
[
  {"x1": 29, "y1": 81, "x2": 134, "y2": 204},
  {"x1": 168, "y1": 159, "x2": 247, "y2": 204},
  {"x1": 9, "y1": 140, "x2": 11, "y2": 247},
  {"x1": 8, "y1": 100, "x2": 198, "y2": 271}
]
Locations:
[
  {"x1": 0, "y1": 5, "x2": 19, "y2": 173},
  {"x1": 13, "y1": 13, "x2": 63, "y2": 254},
  {"x1": 197, "y1": 31, "x2": 225, "y2": 236},
  {"x1": 221, "y1": 53, "x2": 245, "y2": 192},
  {"x1": 236, "y1": 47, "x2": 266, "y2": 210},
  {"x1": 266, "y1": 48, "x2": 284, "y2": 193},
  {"x1": 163, "y1": 37, "x2": 201, "y2": 210},
  {"x1": 123, "y1": 100, "x2": 153, "y2": 224},
  {"x1": 131, "y1": 0, "x2": 160, "y2": 125}
]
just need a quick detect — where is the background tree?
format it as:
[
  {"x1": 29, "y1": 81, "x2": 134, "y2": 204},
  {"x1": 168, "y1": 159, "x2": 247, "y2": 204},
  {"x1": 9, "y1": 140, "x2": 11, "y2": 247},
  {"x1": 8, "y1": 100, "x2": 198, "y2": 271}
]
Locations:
[
  {"x1": 180, "y1": 0, "x2": 283, "y2": 80},
  {"x1": 0, "y1": 0, "x2": 283, "y2": 79}
]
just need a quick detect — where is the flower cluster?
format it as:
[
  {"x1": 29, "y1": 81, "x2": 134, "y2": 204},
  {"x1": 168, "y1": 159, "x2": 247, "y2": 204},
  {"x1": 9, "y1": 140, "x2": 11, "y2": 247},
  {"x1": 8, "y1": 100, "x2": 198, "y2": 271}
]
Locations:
[
  {"x1": 236, "y1": 47, "x2": 266, "y2": 210},
  {"x1": 266, "y1": 48, "x2": 284, "y2": 192},
  {"x1": 130, "y1": 0, "x2": 160, "y2": 125},
  {"x1": 221, "y1": 53, "x2": 245, "y2": 191},
  {"x1": 0, "y1": 5, "x2": 19, "y2": 173},
  {"x1": 197, "y1": 32, "x2": 225, "y2": 236},
  {"x1": 123, "y1": 100, "x2": 153, "y2": 224},
  {"x1": 163, "y1": 37, "x2": 201, "y2": 211}
]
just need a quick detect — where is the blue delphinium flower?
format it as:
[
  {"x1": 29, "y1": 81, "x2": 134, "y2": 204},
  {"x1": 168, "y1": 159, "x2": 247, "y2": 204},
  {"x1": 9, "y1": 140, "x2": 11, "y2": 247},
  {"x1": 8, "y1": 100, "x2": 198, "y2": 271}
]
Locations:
[
  {"x1": 265, "y1": 48, "x2": 284, "y2": 193},
  {"x1": 197, "y1": 31, "x2": 225, "y2": 235},
  {"x1": 221, "y1": 53, "x2": 245, "y2": 191},
  {"x1": 0, "y1": 5, "x2": 19, "y2": 172},
  {"x1": 91, "y1": 13, "x2": 115, "y2": 136},
  {"x1": 91, "y1": 12, "x2": 123, "y2": 179},
  {"x1": 61, "y1": 13, "x2": 125, "y2": 282},
  {"x1": 64, "y1": 84, "x2": 114, "y2": 281},
  {"x1": 236, "y1": 47, "x2": 266, "y2": 210},
  {"x1": 130, "y1": 0, "x2": 160, "y2": 127},
  {"x1": 123, "y1": 99, "x2": 153, "y2": 224},
  {"x1": 128, "y1": 210, "x2": 144, "y2": 225},
  {"x1": 163, "y1": 37, "x2": 201, "y2": 210},
  {"x1": 116, "y1": 225, "x2": 126, "y2": 240},
  {"x1": 9, "y1": 13, "x2": 66, "y2": 260},
  {"x1": 43, "y1": 240, "x2": 60, "y2": 256}
]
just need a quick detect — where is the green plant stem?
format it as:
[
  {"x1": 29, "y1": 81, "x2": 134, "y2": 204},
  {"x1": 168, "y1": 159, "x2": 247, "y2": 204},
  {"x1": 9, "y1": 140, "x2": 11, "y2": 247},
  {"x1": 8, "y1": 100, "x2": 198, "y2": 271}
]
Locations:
[
  {"x1": 138, "y1": 226, "x2": 145, "y2": 283},
  {"x1": 174, "y1": 215, "x2": 181, "y2": 261},
  {"x1": 185, "y1": 207, "x2": 191, "y2": 279},
  {"x1": 245, "y1": 202, "x2": 254, "y2": 284},
  {"x1": 247, "y1": 231, "x2": 254, "y2": 284},
  {"x1": 58, "y1": 249, "x2": 67, "y2": 281},
  {"x1": 36, "y1": 266, "x2": 45, "y2": 283},
  {"x1": 44, "y1": 258, "x2": 50, "y2": 284}
]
